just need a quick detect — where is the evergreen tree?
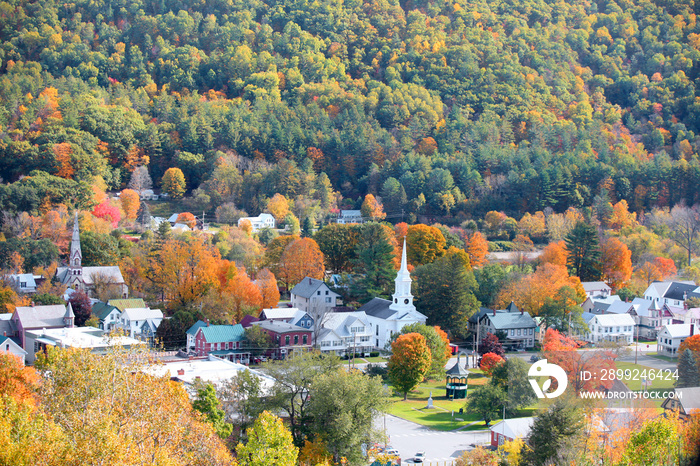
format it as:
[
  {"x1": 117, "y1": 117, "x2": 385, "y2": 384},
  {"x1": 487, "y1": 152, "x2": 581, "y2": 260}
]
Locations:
[
  {"x1": 565, "y1": 222, "x2": 601, "y2": 281},
  {"x1": 353, "y1": 223, "x2": 396, "y2": 302},
  {"x1": 412, "y1": 250, "x2": 480, "y2": 339},
  {"x1": 136, "y1": 202, "x2": 152, "y2": 230},
  {"x1": 676, "y1": 349, "x2": 700, "y2": 388},
  {"x1": 521, "y1": 397, "x2": 584, "y2": 466},
  {"x1": 301, "y1": 217, "x2": 314, "y2": 238}
]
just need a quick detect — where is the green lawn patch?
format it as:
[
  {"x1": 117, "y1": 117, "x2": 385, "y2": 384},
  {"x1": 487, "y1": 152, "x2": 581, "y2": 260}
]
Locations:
[
  {"x1": 145, "y1": 199, "x2": 185, "y2": 217},
  {"x1": 614, "y1": 361, "x2": 676, "y2": 391}
]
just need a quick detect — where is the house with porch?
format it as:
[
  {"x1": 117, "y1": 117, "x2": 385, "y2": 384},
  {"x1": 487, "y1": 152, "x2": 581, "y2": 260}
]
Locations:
[
  {"x1": 316, "y1": 311, "x2": 373, "y2": 356},
  {"x1": 24, "y1": 327, "x2": 143, "y2": 364},
  {"x1": 91, "y1": 302, "x2": 121, "y2": 332},
  {"x1": 118, "y1": 307, "x2": 163, "y2": 342},
  {"x1": 194, "y1": 324, "x2": 249, "y2": 364},
  {"x1": 237, "y1": 213, "x2": 275, "y2": 232},
  {"x1": 477, "y1": 305, "x2": 537, "y2": 349},
  {"x1": 585, "y1": 314, "x2": 636, "y2": 344}
]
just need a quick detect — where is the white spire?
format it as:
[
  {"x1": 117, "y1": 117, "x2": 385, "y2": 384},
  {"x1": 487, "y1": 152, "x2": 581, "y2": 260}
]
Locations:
[
  {"x1": 391, "y1": 238, "x2": 414, "y2": 311},
  {"x1": 69, "y1": 211, "x2": 82, "y2": 271}
]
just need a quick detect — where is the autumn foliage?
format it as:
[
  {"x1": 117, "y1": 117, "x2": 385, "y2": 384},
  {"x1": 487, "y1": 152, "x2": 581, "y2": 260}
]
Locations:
[
  {"x1": 388, "y1": 333, "x2": 432, "y2": 400},
  {"x1": 495, "y1": 263, "x2": 585, "y2": 315},
  {"x1": 542, "y1": 329, "x2": 616, "y2": 394},
  {"x1": 119, "y1": 189, "x2": 140, "y2": 220},
  {"x1": 92, "y1": 201, "x2": 121, "y2": 228},
  {"x1": 465, "y1": 231, "x2": 489, "y2": 268},
  {"x1": 479, "y1": 352, "x2": 504, "y2": 376},
  {"x1": 276, "y1": 237, "x2": 325, "y2": 290},
  {"x1": 600, "y1": 237, "x2": 633, "y2": 290}
]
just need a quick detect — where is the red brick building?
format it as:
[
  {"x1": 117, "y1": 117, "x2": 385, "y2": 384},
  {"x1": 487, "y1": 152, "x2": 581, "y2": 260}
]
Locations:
[
  {"x1": 254, "y1": 321, "x2": 312, "y2": 359},
  {"x1": 194, "y1": 323, "x2": 249, "y2": 364}
]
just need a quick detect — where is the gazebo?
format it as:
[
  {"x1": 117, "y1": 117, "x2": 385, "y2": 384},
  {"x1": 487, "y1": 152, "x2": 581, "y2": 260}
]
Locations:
[{"x1": 445, "y1": 353, "x2": 469, "y2": 399}]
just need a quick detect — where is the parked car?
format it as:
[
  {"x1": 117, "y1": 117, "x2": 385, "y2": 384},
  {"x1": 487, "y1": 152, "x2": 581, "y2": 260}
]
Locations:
[
  {"x1": 413, "y1": 451, "x2": 425, "y2": 463},
  {"x1": 529, "y1": 355, "x2": 540, "y2": 363}
]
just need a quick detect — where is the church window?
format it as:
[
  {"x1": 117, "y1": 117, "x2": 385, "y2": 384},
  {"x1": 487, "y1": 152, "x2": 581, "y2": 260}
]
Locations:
[
  {"x1": 394, "y1": 299, "x2": 398, "y2": 303},
  {"x1": 404, "y1": 299, "x2": 409, "y2": 304}
]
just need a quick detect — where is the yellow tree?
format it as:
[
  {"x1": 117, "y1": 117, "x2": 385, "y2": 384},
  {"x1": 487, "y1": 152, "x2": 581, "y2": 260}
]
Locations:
[
  {"x1": 406, "y1": 224, "x2": 446, "y2": 266},
  {"x1": 609, "y1": 200, "x2": 636, "y2": 231},
  {"x1": 267, "y1": 193, "x2": 290, "y2": 223},
  {"x1": 237, "y1": 411, "x2": 298, "y2": 466},
  {"x1": 161, "y1": 167, "x2": 186, "y2": 198},
  {"x1": 119, "y1": 189, "x2": 140, "y2": 220},
  {"x1": 277, "y1": 237, "x2": 325, "y2": 290},
  {"x1": 34, "y1": 347, "x2": 233, "y2": 465},
  {"x1": 361, "y1": 193, "x2": 386, "y2": 221},
  {"x1": 600, "y1": 237, "x2": 633, "y2": 290}
]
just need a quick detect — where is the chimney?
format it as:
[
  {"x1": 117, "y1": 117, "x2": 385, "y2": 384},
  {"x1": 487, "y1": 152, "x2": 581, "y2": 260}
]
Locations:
[
  {"x1": 309, "y1": 278, "x2": 312, "y2": 285},
  {"x1": 521, "y1": 310, "x2": 524, "y2": 316},
  {"x1": 177, "y1": 369, "x2": 185, "y2": 376},
  {"x1": 493, "y1": 309, "x2": 496, "y2": 316}
]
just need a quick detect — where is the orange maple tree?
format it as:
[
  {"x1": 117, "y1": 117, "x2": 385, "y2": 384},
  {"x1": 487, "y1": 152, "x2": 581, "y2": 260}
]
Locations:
[
  {"x1": 361, "y1": 193, "x2": 386, "y2": 221},
  {"x1": 276, "y1": 237, "x2": 325, "y2": 290},
  {"x1": 52, "y1": 143, "x2": 74, "y2": 179},
  {"x1": 600, "y1": 237, "x2": 632, "y2": 290},
  {"x1": 495, "y1": 263, "x2": 585, "y2": 315},
  {"x1": 176, "y1": 212, "x2": 197, "y2": 229},
  {"x1": 540, "y1": 240, "x2": 568, "y2": 267},
  {"x1": 218, "y1": 261, "x2": 263, "y2": 322},
  {"x1": 257, "y1": 268, "x2": 281, "y2": 309},
  {"x1": 634, "y1": 261, "x2": 662, "y2": 286},
  {"x1": 679, "y1": 334, "x2": 700, "y2": 354},
  {"x1": 465, "y1": 231, "x2": 489, "y2": 268},
  {"x1": 0, "y1": 353, "x2": 39, "y2": 406},
  {"x1": 653, "y1": 257, "x2": 677, "y2": 280},
  {"x1": 542, "y1": 329, "x2": 616, "y2": 394},
  {"x1": 388, "y1": 333, "x2": 432, "y2": 400},
  {"x1": 479, "y1": 352, "x2": 504, "y2": 376}
]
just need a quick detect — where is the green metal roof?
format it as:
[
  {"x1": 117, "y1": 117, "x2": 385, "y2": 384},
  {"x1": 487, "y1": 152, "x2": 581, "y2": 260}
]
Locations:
[
  {"x1": 92, "y1": 302, "x2": 119, "y2": 320},
  {"x1": 198, "y1": 324, "x2": 245, "y2": 343},
  {"x1": 108, "y1": 298, "x2": 147, "y2": 312}
]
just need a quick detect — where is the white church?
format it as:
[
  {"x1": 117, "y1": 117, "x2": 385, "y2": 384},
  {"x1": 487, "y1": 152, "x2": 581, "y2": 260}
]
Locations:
[{"x1": 357, "y1": 239, "x2": 428, "y2": 349}]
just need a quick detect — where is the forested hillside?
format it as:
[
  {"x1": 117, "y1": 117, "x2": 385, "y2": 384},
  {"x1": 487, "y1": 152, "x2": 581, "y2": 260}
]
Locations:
[{"x1": 1, "y1": 0, "x2": 699, "y2": 221}]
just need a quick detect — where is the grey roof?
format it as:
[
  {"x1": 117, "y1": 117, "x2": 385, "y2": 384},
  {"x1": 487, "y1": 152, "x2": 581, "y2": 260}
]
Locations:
[
  {"x1": 290, "y1": 277, "x2": 335, "y2": 299},
  {"x1": 505, "y1": 302, "x2": 519, "y2": 313},
  {"x1": 482, "y1": 311, "x2": 536, "y2": 330},
  {"x1": 359, "y1": 298, "x2": 394, "y2": 319},
  {"x1": 469, "y1": 307, "x2": 505, "y2": 324},
  {"x1": 0, "y1": 336, "x2": 26, "y2": 354},
  {"x1": 56, "y1": 266, "x2": 126, "y2": 286},
  {"x1": 122, "y1": 308, "x2": 163, "y2": 321},
  {"x1": 582, "y1": 281, "x2": 611, "y2": 293},
  {"x1": 582, "y1": 312, "x2": 596, "y2": 323},
  {"x1": 675, "y1": 387, "x2": 700, "y2": 413},
  {"x1": 255, "y1": 320, "x2": 312, "y2": 334},
  {"x1": 14, "y1": 305, "x2": 69, "y2": 329},
  {"x1": 445, "y1": 358, "x2": 469, "y2": 376},
  {"x1": 320, "y1": 311, "x2": 370, "y2": 338},
  {"x1": 606, "y1": 301, "x2": 635, "y2": 315},
  {"x1": 630, "y1": 298, "x2": 656, "y2": 317},
  {"x1": 664, "y1": 282, "x2": 700, "y2": 301}
]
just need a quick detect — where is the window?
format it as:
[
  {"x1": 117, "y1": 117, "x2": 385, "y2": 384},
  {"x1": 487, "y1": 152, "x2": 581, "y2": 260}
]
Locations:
[
  {"x1": 317, "y1": 291, "x2": 321, "y2": 295},
  {"x1": 321, "y1": 341, "x2": 330, "y2": 347},
  {"x1": 529, "y1": 328, "x2": 533, "y2": 335},
  {"x1": 326, "y1": 297, "x2": 331, "y2": 303},
  {"x1": 303, "y1": 335, "x2": 308, "y2": 344},
  {"x1": 376, "y1": 326, "x2": 379, "y2": 336},
  {"x1": 517, "y1": 329, "x2": 521, "y2": 336},
  {"x1": 510, "y1": 329, "x2": 514, "y2": 336},
  {"x1": 326, "y1": 290, "x2": 329, "y2": 295},
  {"x1": 285, "y1": 335, "x2": 290, "y2": 345},
  {"x1": 294, "y1": 335, "x2": 299, "y2": 345}
]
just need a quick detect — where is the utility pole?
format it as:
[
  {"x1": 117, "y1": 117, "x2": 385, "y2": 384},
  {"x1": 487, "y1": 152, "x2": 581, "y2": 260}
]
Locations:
[{"x1": 635, "y1": 320, "x2": 640, "y2": 364}]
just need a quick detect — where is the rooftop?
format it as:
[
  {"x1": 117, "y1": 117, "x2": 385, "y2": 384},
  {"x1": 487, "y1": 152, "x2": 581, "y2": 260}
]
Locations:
[{"x1": 25, "y1": 327, "x2": 143, "y2": 349}]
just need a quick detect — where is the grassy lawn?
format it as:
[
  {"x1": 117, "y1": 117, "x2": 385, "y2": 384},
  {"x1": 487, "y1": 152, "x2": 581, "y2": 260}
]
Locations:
[
  {"x1": 645, "y1": 353, "x2": 677, "y2": 363},
  {"x1": 614, "y1": 361, "x2": 676, "y2": 391},
  {"x1": 385, "y1": 373, "x2": 536, "y2": 431},
  {"x1": 361, "y1": 356, "x2": 388, "y2": 363}
]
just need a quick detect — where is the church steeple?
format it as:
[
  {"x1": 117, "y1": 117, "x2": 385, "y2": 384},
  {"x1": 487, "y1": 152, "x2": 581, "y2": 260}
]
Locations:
[
  {"x1": 69, "y1": 211, "x2": 82, "y2": 273},
  {"x1": 390, "y1": 238, "x2": 414, "y2": 311}
]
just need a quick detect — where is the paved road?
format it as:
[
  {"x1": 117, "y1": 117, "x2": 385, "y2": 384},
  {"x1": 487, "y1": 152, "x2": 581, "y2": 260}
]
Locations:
[{"x1": 375, "y1": 414, "x2": 490, "y2": 465}]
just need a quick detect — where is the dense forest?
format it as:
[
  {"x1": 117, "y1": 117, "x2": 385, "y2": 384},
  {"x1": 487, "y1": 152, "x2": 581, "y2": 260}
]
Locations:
[{"x1": 1, "y1": 0, "x2": 699, "y2": 223}]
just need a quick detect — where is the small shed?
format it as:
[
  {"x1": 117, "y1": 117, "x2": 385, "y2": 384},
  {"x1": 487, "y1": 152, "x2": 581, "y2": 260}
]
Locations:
[{"x1": 445, "y1": 354, "x2": 469, "y2": 399}]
